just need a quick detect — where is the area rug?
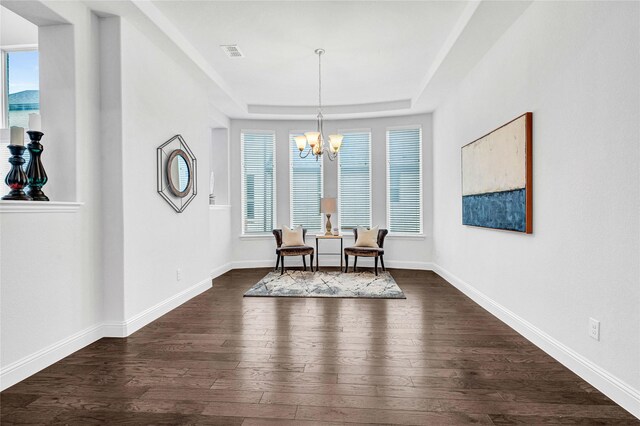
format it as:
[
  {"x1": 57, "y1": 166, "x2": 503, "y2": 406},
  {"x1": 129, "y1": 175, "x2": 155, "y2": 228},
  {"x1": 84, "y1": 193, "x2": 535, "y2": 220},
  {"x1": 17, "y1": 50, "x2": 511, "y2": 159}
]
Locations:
[{"x1": 244, "y1": 270, "x2": 406, "y2": 299}]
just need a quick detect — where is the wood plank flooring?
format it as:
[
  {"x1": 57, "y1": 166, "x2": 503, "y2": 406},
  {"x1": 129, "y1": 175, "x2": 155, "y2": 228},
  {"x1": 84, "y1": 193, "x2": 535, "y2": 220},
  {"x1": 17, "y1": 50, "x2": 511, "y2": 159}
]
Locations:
[{"x1": 1, "y1": 268, "x2": 637, "y2": 425}]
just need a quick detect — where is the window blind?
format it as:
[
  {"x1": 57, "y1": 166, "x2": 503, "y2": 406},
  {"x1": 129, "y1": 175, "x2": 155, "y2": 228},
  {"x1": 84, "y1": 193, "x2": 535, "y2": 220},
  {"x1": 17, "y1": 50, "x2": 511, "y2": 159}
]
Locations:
[
  {"x1": 290, "y1": 133, "x2": 323, "y2": 231},
  {"x1": 387, "y1": 127, "x2": 422, "y2": 234},
  {"x1": 338, "y1": 131, "x2": 371, "y2": 229},
  {"x1": 242, "y1": 131, "x2": 275, "y2": 234}
]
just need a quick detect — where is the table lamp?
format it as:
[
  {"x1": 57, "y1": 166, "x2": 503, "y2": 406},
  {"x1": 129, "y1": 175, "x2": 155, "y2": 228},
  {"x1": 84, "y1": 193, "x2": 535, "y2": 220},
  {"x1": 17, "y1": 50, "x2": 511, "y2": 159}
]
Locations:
[{"x1": 320, "y1": 197, "x2": 337, "y2": 235}]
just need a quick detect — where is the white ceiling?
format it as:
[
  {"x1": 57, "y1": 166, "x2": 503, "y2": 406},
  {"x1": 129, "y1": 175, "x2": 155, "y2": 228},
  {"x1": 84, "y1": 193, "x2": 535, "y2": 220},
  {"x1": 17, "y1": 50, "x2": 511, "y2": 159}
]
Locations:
[
  {"x1": 3, "y1": 0, "x2": 532, "y2": 121},
  {"x1": 150, "y1": 1, "x2": 469, "y2": 117}
]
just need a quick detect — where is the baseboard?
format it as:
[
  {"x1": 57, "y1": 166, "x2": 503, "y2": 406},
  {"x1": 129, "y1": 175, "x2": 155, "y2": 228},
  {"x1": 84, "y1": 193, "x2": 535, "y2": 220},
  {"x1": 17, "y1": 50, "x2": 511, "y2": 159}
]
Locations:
[
  {"x1": 0, "y1": 323, "x2": 104, "y2": 391},
  {"x1": 105, "y1": 276, "x2": 213, "y2": 338},
  {"x1": 432, "y1": 263, "x2": 640, "y2": 419},
  {"x1": 231, "y1": 260, "x2": 275, "y2": 269},
  {"x1": 231, "y1": 259, "x2": 434, "y2": 271},
  {"x1": 384, "y1": 260, "x2": 434, "y2": 270},
  {"x1": 211, "y1": 262, "x2": 232, "y2": 279}
]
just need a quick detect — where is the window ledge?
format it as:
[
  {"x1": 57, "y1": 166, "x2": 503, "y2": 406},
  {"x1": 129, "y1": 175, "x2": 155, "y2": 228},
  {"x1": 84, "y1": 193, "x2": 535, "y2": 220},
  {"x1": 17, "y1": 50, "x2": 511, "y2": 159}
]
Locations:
[
  {"x1": 386, "y1": 233, "x2": 426, "y2": 240},
  {"x1": 209, "y1": 204, "x2": 231, "y2": 211},
  {"x1": 0, "y1": 200, "x2": 84, "y2": 214}
]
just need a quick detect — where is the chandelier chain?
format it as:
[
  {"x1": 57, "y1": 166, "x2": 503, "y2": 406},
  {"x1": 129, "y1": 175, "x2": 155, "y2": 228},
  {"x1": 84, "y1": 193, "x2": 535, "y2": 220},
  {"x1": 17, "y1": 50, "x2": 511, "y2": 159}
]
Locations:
[{"x1": 318, "y1": 50, "x2": 322, "y2": 112}]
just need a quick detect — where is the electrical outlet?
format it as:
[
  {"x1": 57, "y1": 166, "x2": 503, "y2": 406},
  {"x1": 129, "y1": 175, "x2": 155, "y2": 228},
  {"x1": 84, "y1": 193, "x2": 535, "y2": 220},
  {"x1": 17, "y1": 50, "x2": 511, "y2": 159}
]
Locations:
[
  {"x1": 589, "y1": 318, "x2": 600, "y2": 341},
  {"x1": 176, "y1": 269, "x2": 182, "y2": 281}
]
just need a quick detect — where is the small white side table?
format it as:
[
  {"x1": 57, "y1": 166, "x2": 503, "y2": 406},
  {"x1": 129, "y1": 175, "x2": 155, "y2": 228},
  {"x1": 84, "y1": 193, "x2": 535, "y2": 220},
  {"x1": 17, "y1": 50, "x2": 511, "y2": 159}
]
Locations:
[{"x1": 314, "y1": 234, "x2": 344, "y2": 271}]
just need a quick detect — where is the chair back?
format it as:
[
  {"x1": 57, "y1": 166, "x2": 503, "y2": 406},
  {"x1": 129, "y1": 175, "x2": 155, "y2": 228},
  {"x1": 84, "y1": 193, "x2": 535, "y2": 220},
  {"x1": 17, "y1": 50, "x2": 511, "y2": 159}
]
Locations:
[
  {"x1": 273, "y1": 228, "x2": 307, "y2": 248},
  {"x1": 352, "y1": 228, "x2": 388, "y2": 248}
]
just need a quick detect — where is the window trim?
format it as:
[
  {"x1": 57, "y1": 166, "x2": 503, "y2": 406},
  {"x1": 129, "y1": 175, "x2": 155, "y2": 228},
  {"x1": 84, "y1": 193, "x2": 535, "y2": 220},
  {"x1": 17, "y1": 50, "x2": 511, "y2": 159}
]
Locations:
[
  {"x1": 337, "y1": 128, "x2": 372, "y2": 230},
  {"x1": 386, "y1": 124, "x2": 423, "y2": 235},
  {"x1": 240, "y1": 129, "x2": 276, "y2": 235},
  {"x1": 289, "y1": 130, "x2": 324, "y2": 231}
]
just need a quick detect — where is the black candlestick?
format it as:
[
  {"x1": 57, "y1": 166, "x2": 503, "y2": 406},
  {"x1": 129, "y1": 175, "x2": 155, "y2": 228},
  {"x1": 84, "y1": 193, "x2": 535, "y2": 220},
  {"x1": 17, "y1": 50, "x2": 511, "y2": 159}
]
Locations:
[
  {"x1": 2, "y1": 145, "x2": 32, "y2": 201},
  {"x1": 25, "y1": 131, "x2": 49, "y2": 201}
]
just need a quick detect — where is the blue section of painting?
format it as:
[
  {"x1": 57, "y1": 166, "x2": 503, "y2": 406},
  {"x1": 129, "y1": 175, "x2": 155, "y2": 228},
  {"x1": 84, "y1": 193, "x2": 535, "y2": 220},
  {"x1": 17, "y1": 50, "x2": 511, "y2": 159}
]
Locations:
[{"x1": 462, "y1": 189, "x2": 526, "y2": 232}]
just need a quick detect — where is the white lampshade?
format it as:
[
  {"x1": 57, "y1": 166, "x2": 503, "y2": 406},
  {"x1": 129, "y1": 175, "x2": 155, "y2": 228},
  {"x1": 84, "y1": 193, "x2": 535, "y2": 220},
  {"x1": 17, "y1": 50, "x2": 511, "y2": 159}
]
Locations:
[
  {"x1": 321, "y1": 197, "x2": 337, "y2": 214},
  {"x1": 294, "y1": 135, "x2": 307, "y2": 151},
  {"x1": 329, "y1": 134, "x2": 343, "y2": 151},
  {"x1": 305, "y1": 131, "x2": 320, "y2": 147}
]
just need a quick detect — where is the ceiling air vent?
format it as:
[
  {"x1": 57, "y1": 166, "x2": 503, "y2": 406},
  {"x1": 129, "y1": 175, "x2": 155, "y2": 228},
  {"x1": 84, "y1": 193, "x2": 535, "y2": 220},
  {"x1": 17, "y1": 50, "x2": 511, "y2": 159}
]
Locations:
[{"x1": 220, "y1": 45, "x2": 244, "y2": 58}]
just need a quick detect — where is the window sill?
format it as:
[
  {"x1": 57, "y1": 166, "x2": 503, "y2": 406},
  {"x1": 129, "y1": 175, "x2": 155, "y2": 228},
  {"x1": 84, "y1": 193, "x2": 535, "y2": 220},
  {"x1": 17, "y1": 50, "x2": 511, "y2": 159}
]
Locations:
[
  {"x1": 0, "y1": 200, "x2": 84, "y2": 214},
  {"x1": 386, "y1": 233, "x2": 426, "y2": 240},
  {"x1": 209, "y1": 204, "x2": 231, "y2": 211}
]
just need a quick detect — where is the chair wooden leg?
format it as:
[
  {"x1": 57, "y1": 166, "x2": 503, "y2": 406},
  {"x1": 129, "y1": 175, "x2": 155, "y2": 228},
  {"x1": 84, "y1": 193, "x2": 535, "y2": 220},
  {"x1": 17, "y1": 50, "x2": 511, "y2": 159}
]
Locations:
[
  {"x1": 344, "y1": 254, "x2": 349, "y2": 273},
  {"x1": 380, "y1": 255, "x2": 385, "y2": 271},
  {"x1": 275, "y1": 255, "x2": 280, "y2": 271},
  {"x1": 310, "y1": 254, "x2": 314, "y2": 272},
  {"x1": 302, "y1": 255, "x2": 307, "y2": 271},
  {"x1": 281, "y1": 256, "x2": 285, "y2": 275},
  {"x1": 353, "y1": 256, "x2": 358, "y2": 272},
  {"x1": 374, "y1": 256, "x2": 379, "y2": 276}
]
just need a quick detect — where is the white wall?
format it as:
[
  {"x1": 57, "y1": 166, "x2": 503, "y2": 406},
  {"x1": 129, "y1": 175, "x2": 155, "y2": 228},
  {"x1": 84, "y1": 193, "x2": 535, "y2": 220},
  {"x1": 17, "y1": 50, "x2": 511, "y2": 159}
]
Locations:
[
  {"x1": 1, "y1": 1, "x2": 104, "y2": 389},
  {"x1": 1, "y1": 1, "x2": 233, "y2": 388},
  {"x1": 117, "y1": 18, "x2": 229, "y2": 324},
  {"x1": 229, "y1": 114, "x2": 433, "y2": 269},
  {"x1": 432, "y1": 1, "x2": 639, "y2": 415},
  {"x1": 100, "y1": 16, "x2": 125, "y2": 325},
  {"x1": 210, "y1": 128, "x2": 230, "y2": 205},
  {"x1": 210, "y1": 206, "x2": 232, "y2": 276}
]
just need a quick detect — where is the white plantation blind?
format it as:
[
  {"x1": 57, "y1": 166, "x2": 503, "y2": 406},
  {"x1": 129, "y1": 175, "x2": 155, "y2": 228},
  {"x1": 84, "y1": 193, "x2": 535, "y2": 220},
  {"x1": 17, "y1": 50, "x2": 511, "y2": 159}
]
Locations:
[
  {"x1": 387, "y1": 126, "x2": 422, "y2": 234},
  {"x1": 338, "y1": 131, "x2": 371, "y2": 229},
  {"x1": 242, "y1": 131, "x2": 275, "y2": 234},
  {"x1": 290, "y1": 133, "x2": 323, "y2": 231}
]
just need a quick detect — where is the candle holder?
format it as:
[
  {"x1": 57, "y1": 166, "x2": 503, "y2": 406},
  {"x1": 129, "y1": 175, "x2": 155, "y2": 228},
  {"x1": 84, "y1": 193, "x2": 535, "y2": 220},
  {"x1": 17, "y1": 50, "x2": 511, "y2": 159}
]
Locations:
[
  {"x1": 2, "y1": 145, "x2": 32, "y2": 201},
  {"x1": 25, "y1": 131, "x2": 49, "y2": 201}
]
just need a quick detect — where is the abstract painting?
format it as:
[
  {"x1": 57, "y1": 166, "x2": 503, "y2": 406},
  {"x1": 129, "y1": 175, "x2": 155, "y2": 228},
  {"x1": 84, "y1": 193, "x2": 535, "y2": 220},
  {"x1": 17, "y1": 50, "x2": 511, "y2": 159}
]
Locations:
[{"x1": 461, "y1": 113, "x2": 532, "y2": 233}]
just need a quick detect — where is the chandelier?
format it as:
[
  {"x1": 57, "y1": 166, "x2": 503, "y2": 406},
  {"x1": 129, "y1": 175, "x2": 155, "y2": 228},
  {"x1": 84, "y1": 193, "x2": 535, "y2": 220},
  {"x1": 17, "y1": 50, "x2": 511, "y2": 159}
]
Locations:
[{"x1": 295, "y1": 48, "x2": 343, "y2": 161}]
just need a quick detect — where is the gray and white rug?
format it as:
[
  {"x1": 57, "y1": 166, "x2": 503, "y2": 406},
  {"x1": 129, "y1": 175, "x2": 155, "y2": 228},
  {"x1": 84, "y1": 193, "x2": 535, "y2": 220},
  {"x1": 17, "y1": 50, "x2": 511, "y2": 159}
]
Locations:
[{"x1": 244, "y1": 271, "x2": 406, "y2": 299}]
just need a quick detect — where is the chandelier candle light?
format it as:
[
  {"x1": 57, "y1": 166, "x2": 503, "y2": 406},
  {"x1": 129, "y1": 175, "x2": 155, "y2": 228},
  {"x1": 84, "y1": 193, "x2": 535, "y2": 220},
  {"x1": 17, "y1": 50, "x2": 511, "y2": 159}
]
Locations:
[{"x1": 296, "y1": 49, "x2": 344, "y2": 161}]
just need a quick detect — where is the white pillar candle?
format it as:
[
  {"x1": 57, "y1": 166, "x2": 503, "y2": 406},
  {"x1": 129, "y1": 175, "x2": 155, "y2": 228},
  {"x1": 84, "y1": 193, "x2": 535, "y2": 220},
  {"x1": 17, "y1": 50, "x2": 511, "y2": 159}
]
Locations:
[
  {"x1": 28, "y1": 113, "x2": 42, "y2": 131},
  {"x1": 10, "y1": 127, "x2": 24, "y2": 146}
]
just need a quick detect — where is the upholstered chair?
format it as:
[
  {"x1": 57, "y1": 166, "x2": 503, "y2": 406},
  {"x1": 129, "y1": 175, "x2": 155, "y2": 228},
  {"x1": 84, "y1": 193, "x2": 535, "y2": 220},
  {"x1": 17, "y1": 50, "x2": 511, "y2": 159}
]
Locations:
[
  {"x1": 344, "y1": 228, "x2": 388, "y2": 276},
  {"x1": 272, "y1": 229, "x2": 315, "y2": 275}
]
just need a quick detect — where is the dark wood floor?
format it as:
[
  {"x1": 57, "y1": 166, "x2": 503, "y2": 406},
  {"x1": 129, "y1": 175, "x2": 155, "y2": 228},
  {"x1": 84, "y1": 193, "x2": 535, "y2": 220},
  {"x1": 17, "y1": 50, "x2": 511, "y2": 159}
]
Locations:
[{"x1": 1, "y1": 268, "x2": 637, "y2": 425}]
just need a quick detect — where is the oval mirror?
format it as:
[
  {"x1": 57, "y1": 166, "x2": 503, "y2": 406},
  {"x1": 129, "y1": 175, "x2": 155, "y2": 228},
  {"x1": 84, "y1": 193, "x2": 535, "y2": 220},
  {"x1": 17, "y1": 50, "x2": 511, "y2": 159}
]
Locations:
[{"x1": 167, "y1": 149, "x2": 192, "y2": 197}]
